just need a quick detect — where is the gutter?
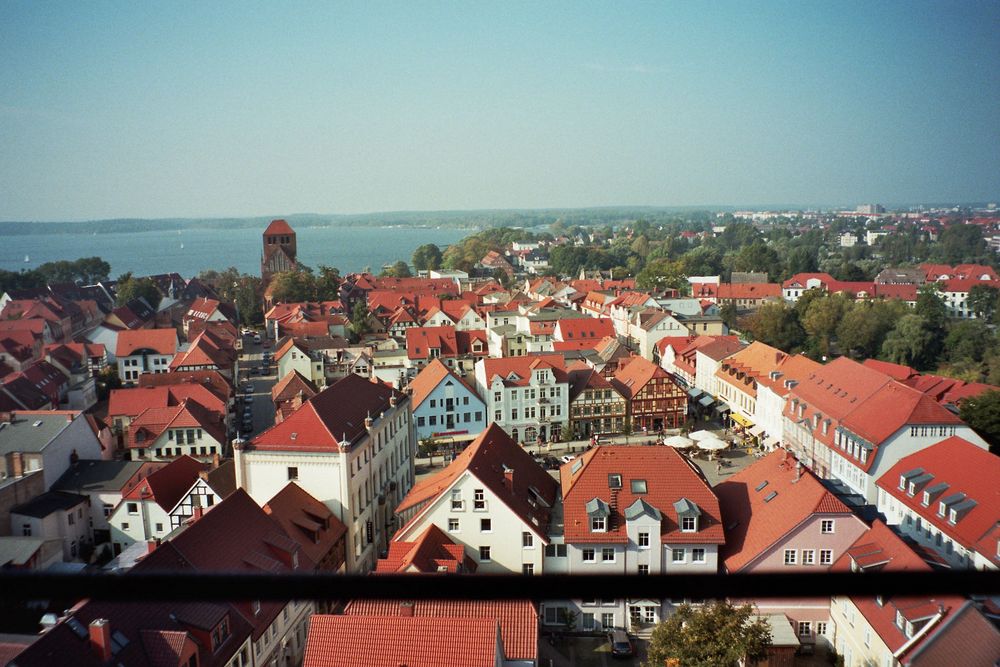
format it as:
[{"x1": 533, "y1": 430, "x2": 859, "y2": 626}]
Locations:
[
  {"x1": 892, "y1": 603, "x2": 951, "y2": 661},
  {"x1": 902, "y1": 600, "x2": 970, "y2": 665}
]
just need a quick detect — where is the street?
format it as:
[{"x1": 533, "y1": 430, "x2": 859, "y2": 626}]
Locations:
[{"x1": 237, "y1": 336, "x2": 277, "y2": 440}]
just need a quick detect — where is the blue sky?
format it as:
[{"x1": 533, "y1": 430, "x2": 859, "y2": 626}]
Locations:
[{"x1": 1, "y1": 1, "x2": 998, "y2": 220}]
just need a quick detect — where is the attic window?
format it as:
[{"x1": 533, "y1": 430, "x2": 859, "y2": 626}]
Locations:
[
  {"x1": 608, "y1": 474, "x2": 622, "y2": 489},
  {"x1": 763, "y1": 491, "x2": 778, "y2": 503},
  {"x1": 755, "y1": 481, "x2": 768, "y2": 492},
  {"x1": 630, "y1": 479, "x2": 647, "y2": 494},
  {"x1": 570, "y1": 459, "x2": 583, "y2": 474}
]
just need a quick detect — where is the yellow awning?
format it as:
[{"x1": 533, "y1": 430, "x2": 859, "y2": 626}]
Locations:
[{"x1": 730, "y1": 412, "x2": 754, "y2": 428}]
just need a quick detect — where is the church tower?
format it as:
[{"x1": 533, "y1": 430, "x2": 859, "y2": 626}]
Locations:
[{"x1": 261, "y1": 219, "x2": 297, "y2": 284}]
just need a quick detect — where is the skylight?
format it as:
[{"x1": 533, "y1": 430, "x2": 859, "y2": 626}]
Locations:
[
  {"x1": 763, "y1": 491, "x2": 778, "y2": 503},
  {"x1": 755, "y1": 481, "x2": 769, "y2": 492},
  {"x1": 608, "y1": 474, "x2": 622, "y2": 489},
  {"x1": 630, "y1": 479, "x2": 647, "y2": 494}
]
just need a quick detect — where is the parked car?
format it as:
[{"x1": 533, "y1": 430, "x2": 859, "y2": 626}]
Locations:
[
  {"x1": 244, "y1": 384, "x2": 253, "y2": 394},
  {"x1": 559, "y1": 454, "x2": 575, "y2": 464},
  {"x1": 253, "y1": 334, "x2": 262, "y2": 344},
  {"x1": 607, "y1": 629, "x2": 633, "y2": 658},
  {"x1": 244, "y1": 395, "x2": 253, "y2": 403}
]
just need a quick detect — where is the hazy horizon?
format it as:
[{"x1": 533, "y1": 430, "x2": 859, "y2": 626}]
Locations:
[{"x1": 2, "y1": 2, "x2": 998, "y2": 220}]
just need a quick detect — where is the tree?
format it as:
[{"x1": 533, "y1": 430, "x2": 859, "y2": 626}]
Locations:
[
  {"x1": 837, "y1": 299, "x2": 909, "y2": 359},
  {"x1": 959, "y1": 391, "x2": 1000, "y2": 456},
  {"x1": 646, "y1": 601, "x2": 771, "y2": 667},
  {"x1": 411, "y1": 243, "x2": 443, "y2": 271},
  {"x1": 115, "y1": 276, "x2": 162, "y2": 310},
  {"x1": 746, "y1": 302, "x2": 805, "y2": 352},
  {"x1": 932, "y1": 223, "x2": 989, "y2": 264},
  {"x1": 915, "y1": 285, "x2": 949, "y2": 331},
  {"x1": 315, "y1": 265, "x2": 341, "y2": 301},
  {"x1": 967, "y1": 284, "x2": 1000, "y2": 323},
  {"x1": 349, "y1": 300, "x2": 372, "y2": 339},
  {"x1": 801, "y1": 293, "x2": 851, "y2": 358},
  {"x1": 381, "y1": 260, "x2": 412, "y2": 278},
  {"x1": 784, "y1": 246, "x2": 818, "y2": 278},
  {"x1": 881, "y1": 315, "x2": 936, "y2": 369},
  {"x1": 944, "y1": 319, "x2": 995, "y2": 363},
  {"x1": 730, "y1": 240, "x2": 780, "y2": 276},
  {"x1": 720, "y1": 303, "x2": 740, "y2": 331},
  {"x1": 636, "y1": 258, "x2": 686, "y2": 291},
  {"x1": 268, "y1": 270, "x2": 316, "y2": 303}
]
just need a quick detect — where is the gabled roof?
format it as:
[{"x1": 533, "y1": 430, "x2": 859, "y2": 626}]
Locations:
[
  {"x1": 53, "y1": 460, "x2": 145, "y2": 494},
  {"x1": 695, "y1": 336, "x2": 746, "y2": 361},
  {"x1": 343, "y1": 599, "x2": 537, "y2": 662},
  {"x1": 126, "y1": 398, "x2": 226, "y2": 450},
  {"x1": 122, "y1": 455, "x2": 207, "y2": 512},
  {"x1": 270, "y1": 369, "x2": 320, "y2": 404},
  {"x1": 876, "y1": 436, "x2": 999, "y2": 551},
  {"x1": 304, "y1": 615, "x2": 500, "y2": 667},
  {"x1": 110, "y1": 384, "x2": 225, "y2": 420},
  {"x1": 611, "y1": 355, "x2": 675, "y2": 400},
  {"x1": 250, "y1": 374, "x2": 404, "y2": 453},
  {"x1": 115, "y1": 329, "x2": 178, "y2": 357},
  {"x1": 715, "y1": 341, "x2": 786, "y2": 399},
  {"x1": 559, "y1": 446, "x2": 724, "y2": 545},
  {"x1": 715, "y1": 449, "x2": 854, "y2": 572},
  {"x1": 408, "y1": 358, "x2": 479, "y2": 410},
  {"x1": 480, "y1": 354, "x2": 568, "y2": 387},
  {"x1": 862, "y1": 358, "x2": 918, "y2": 381},
  {"x1": 137, "y1": 370, "x2": 231, "y2": 404},
  {"x1": 567, "y1": 366, "x2": 623, "y2": 403},
  {"x1": 554, "y1": 317, "x2": 615, "y2": 342},
  {"x1": 396, "y1": 424, "x2": 558, "y2": 539},
  {"x1": 376, "y1": 523, "x2": 475, "y2": 574}
]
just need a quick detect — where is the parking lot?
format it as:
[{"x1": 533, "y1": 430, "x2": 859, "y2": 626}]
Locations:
[{"x1": 539, "y1": 635, "x2": 647, "y2": 667}]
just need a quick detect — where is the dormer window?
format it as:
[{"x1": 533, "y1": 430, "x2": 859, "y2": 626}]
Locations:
[
  {"x1": 922, "y1": 491, "x2": 930, "y2": 507},
  {"x1": 674, "y1": 497, "x2": 701, "y2": 532},
  {"x1": 899, "y1": 475, "x2": 907, "y2": 490},
  {"x1": 938, "y1": 501, "x2": 947, "y2": 517},
  {"x1": 591, "y1": 516, "x2": 606, "y2": 532},
  {"x1": 949, "y1": 509, "x2": 958, "y2": 525},
  {"x1": 908, "y1": 482, "x2": 916, "y2": 496},
  {"x1": 682, "y1": 516, "x2": 697, "y2": 532}
]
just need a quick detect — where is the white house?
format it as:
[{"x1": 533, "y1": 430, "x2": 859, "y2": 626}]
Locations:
[
  {"x1": 234, "y1": 373, "x2": 415, "y2": 573},
  {"x1": 275, "y1": 338, "x2": 326, "y2": 388},
  {"x1": 409, "y1": 359, "x2": 487, "y2": 445},
  {"x1": 474, "y1": 354, "x2": 570, "y2": 444},
  {"x1": 115, "y1": 329, "x2": 178, "y2": 384},
  {"x1": 10, "y1": 490, "x2": 91, "y2": 562},
  {"x1": 0, "y1": 410, "x2": 104, "y2": 490},
  {"x1": 394, "y1": 423, "x2": 559, "y2": 575},
  {"x1": 543, "y1": 446, "x2": 725, "y2": 633}
]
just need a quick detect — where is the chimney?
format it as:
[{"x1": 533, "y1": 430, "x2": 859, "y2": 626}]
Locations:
[
  {"x1": 503, "y1": 467, "x2": 514, "y2": 491},
  {"x1": 399, "y1": 601, "x2": 415, "y2": 617},
  {"x1": 211, "y1": 452, "x2": 220, "y2": 469},
  {"x1": 89, "y1": 618, "x2": 112, "y2": 661},
  {"x1": 192, "y1": 506, "x2": 204, "y2": 522},
  {"x1": 10, "y1": 452, "x2": 23, "y2": 478},
  {"x1": 147, "y1": 538, "x2": 160, "y2": 554},
  {"x1": 0, "y1": 411, "x2": 12, "y2": 424},
  {"x1": 389, "y1": 394, "x2": 398, "y2": 407}
]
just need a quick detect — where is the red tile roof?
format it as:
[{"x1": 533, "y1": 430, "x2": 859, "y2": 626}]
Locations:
[
  {"x1": 554, "y1": 317, "x2": 615, "y2": 342},
  {"x1": 126, "y1": 398, "x2": 227, "y2": 450},
  {"x1": 110, "y1": 385, "x2": 225, "y2": 420},
  {"x1": 396, "y1": 423, "x2": 558, "y2": 539},
  {"x1": 116, "y1": 328, "x2": 178, "y2": 357},
  {"x1": 715, "y1": 449, "x2": 856, "y2": 572},
  {"x1": 122, "y1": 455, "x2": 206, "y2": 511},
  {"x1": 876, "y1": 436, "x2": 999, "y2": 551},
  {"x1": 407, "y1": 358, "x2": 476, "y2": 410},
  {"x1": 479, "y1": 354, "x2": 568, "y2": 387},
  {"x1": 263, "y1": 218, "x2": 295, "y2": 235},
  {"x1": 264, "y1": 482, "x2": 347, "y2": 569},
  {"x1": 612, "y1": 355, "x2": 676, "y2": 400},
  {"x1": 343, "y1": 599, "x2": 537, "y2": 662},
  {"x1": 714, "y1": 341, "x2": 786, "y2": 399},
  {"x1": 250, "y1": 374, "x2": 404, "y2": 453},
  {"x1": 304, "y1": 614, "x2": 499, "y2": 667},
  {"x1": 376, "y1": 523, "x2": 475, "y2": 574},
  {"x1": 560, "y1": 446, "x2": 724, "y2": 545},
  {"x1": 137, "y1": 370, "x2": 231, "y2": 404},
  {"x1": 270, "y1": 369, "x2": 319, "y2": 404},
  {"x1": 755, "y1": 353, "x2": 821, "y2": 394},
  {"x1": 862, "y1": 358, "x2": 918, "y2": 381}
]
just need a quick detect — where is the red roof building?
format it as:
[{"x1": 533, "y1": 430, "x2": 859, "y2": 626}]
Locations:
[
  {"x1": 375, "y1": 523, "x2": 476, "y2": 573},
  {"x1": 876, "y1": 436, "x2": 1000, "y2": 570},
  {"x1": 264, "y1": 481, "x2": 347, "y2": 572},
  {"x1": 612, "y1": 355, "x2": 688, "y2": 431}
]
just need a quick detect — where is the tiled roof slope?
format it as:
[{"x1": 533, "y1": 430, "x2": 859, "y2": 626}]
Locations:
[
  {"x1": 251, "y1": 374, "x2": 404, "y2": 453},
  {"x1": 122, "y1": 455, "x2": 206, "y2": 512},
  {"x1": 343, "y1": 599, "x2": 537, "y2": 662},
  {"x1": 115, "y1": 329, "x2": 178, "y2": 357},
  {"x1": 376, "y1": 523, "x2": 475, "y2": 573},
  {"x1": 876, "y1": 436, "x2": 1000, "y2": 551},
  {"x1": 407, "y1": 358, "x2": 476, "y2": 410},
  {"x1": 560, "y1": 446, "x2": 724, "y2": 545},
  {"x1": 304, "y1": 615, "x2": 499, "y2": 667},
  {"x1": 611, "y1": 355, "x2": 674, "y2": 400},
  {"x1": 480, "y1": 354, "x2": 568, "y2": 387},
  {"x1": 263, "y1": 482, "x2": 347, "y2": 567},
  {"x1": 396, "y1": 423, "x2": 558, "y2": 539},
  {"x1": 715, "y1": 449, "x2": 853, "y2": 572}
]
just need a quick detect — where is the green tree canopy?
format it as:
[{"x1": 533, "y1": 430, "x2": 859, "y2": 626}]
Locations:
[
  {"x1": 268, "y1": 270, "x2": 317, "y2": 303},
  {"x1": 967, "y1": 284, "x2": 1000, "y2": 323},
  {"x1": 411, "y1": 243, "x2": 443, "y2": 271},
  {"x1": 349, "y1": 300, "x2": 372, "y2": 340},
  {"x1": 932, "y1": 223, "x2": 989, "y2": 264},
  {"x1": 801, "y1": 293, "x2": 851, "y2": 359},
  {"x1": 646, "y1": 601, "x2": 771, "y2": 667},
  {"x1": 837, "y1": 299, "x2": 909, "y2": 359},
  {"x1": 746, "y1": 302, "x2": 805, "y2": 352},
  {"x1": 115, "y1": 276, "x2": 162, "y2": 310},
  {"x1": 380, "y1": 260, "x2": 412, "y2": 278},
  {"x1": 881, "y1": 314, "x2": 936, "y2": 369},
  {"x1": 959, "y1": 390, "x2": 1000, "y2": 456},
  {"x1": 944, "y1": 319, "x2": 996, "y2": 364},
  {"x1": 636, "y1": 258, "x2": 687, "y2": 291}
]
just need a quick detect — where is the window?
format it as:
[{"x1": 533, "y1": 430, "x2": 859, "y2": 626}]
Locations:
[
  {"x1": 630, "y1": 479, "x2": 647, "y2": 494},
  {"x1": 582, "y1": 548, "x2": 596, "y2": 562},
  {"x1": 602, "y1": 547, "x2": 615, "y2": 562},
  {"x1": 638, "y1": 564, "x2": 649, "y2": 575},
  {"x1": 820, "y1": 549, "x2": 833, "y2": 565},
  {"x1": 544, "y1": 544, "x2": 567, "y2": 557},
  {"x1": 798, "y1": 621, "x2": 812, "y2": 638},
  {"x1": 67, "y1": 512, "x2": 75, "y2": 526},
  {"x1": 692, "y1": 548, "x2": 706, "y2": 562},
  {"x1": 601, "y1": 613, "x2": 614, "y2": 629},
  {"x1": 122, "y1": 522, "x2": 129, "y2": 530},
  {"x1": 522, "y1": 532, "x2": 534, "y2": 548},
  {"x1": 544, "y1": 606, "x2": 565, "y2": 625},
  {"x1": 638, "y1": 532, "x2": 649, "y2": 548},
  {"x1": 816, "y1": 622, "x2": 827, "y2": 636},
  {"x1": 252, "y1": 600, "x2": 261, "y2": 615},
  {"x1": 448, "y1": 518, "x2": 459, "y2": 532},
  {"x1": 450, "y1": 489, "x2": 463, "y2": 510},
  {"x1": 802, "y1": 550, "x2": 816, "y2": 565},
  {"x1": 672, "y1": 548, "x2": 685, "y2": 562},
  {"x1": 473, "y1": 489, "x2": 485, "y2": 510},
  {"x1": 287, "y1": 467, "x2": 298, "y2": 481},
  {"x1": 522, "y1": 564, "x2": 534, "y2": 575},
  {"x1": 127, "y1": 502, "x2": 139, "y2": 515},
  {"x1": 155, "y1": 523, "x2": 163, "y2": 533},
  {"x1": 784, "y1": 549, "x2": 797, "y2": 565},
  {"x1": 591, "y1": 516, "x2": 606, "y2": 532},
  {"x1": 479, "y1": 546, "x2": 491, "y2": 561},
  {"x1": 480, "y1": 518, "x2": 492, "y2": 532},
  {"x1": 821, "y1": 519, "x2": 835, "y2": 534},
  {"x1": 22, "y1": 524, "x2": 31, "y2": 537},
  {"x1": 681, "y1": 516, "x2": 697, "y2": 532}
]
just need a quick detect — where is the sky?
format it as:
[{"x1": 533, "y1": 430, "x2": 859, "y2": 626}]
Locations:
[{"x1": 1, "y1": 1, "x2": 998, "y2": 220}]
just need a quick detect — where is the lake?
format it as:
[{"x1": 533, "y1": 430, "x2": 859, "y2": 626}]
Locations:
[{"x1": 0, "y1": 226, "x2": 471, "y2": 278}]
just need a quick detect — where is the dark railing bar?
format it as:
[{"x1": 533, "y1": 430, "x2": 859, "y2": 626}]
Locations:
[{"x1": 1, "y1": 570, "x2": 998, "y2": 603}]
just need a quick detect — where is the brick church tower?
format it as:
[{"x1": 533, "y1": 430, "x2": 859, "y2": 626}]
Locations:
[{"x1": 261, "y1": 219, "x2": 297, "y2": 284}]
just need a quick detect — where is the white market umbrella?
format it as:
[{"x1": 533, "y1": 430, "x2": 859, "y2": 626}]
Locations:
[
  {"x1": 664, "y1": 435, "x2": 695, "y2": 449},
  {"x1": 698, "y1": 437, "x2": 729, "y2": 451},
  {"x1": 688, "y1": 429, "x2": 715, "y2": 441}
]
